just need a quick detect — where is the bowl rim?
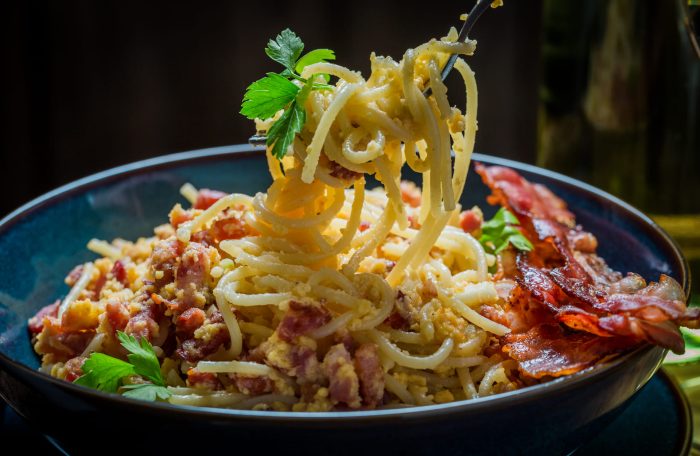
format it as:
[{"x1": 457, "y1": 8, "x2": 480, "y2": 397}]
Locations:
[{"x1": 0, "y1": 144, "x2": 688, "y2": 422}]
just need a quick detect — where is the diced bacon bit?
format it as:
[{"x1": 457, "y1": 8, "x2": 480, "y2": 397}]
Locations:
[
  {"x1": 407, "y1": 214, "x2": 421, "y2": 229},
  {"x1": 277, "y1": 300, "x2": 331, "y2": 342},
  {"x1": 105, "y1": 300, "x2": 130, "y2": 333},
  {"x1": 354, "y1": 343, "x2": 384, "y2": 408},
  {"x1": 323, "y1": 344, "x2": 361, "y2": 409},
  {"x1": 208, "y1": 309, "x2": 225, "y2": 324},
  {"x1": 63, "y1": 356, "x2": 86, "y2": 382},
  {"x1": 176, "y1": 242, "x2": 210, "y2": 287},
  {"x1": 300, "y1": 383, "x2": 323, "y2": 402},
  {"x1": 231, "y1": 374, "x2": 274, "y2": 395},
  {"x1": 65, "y1": 265, "x2": 85, "y2": 286},
  {"x1": 176, "y1": 308, "x2": 206, "y2": 340},
  {"x1": 334, "y1": 328, "x2": 355, "y2": 353},
  {"x1": 459, "y1": 208, "x2": 483, "y2": 234},
  {"x1": 187, "y1": 369, "x2": 222, "y2": 390},
  {"x1": 124, "y1": 294, "x2": 160, "y2": 342},
  {"x1": 169, "y1": 204, "x2": 194, "y2": 228},
  {"x1": 111, "y1": 260, "x2": 128, "y2": 286},
  {"x1": 150, "y1": 238, "x2": 182, "y2": 286},
  {"x1": 175, "y1": 241, "x2": 213, "y2": 311},
  {"x1": 394, "y1": 289, "x2": 414, "y2": 323},
  {"x1": 151, "y1": 293, "x2": 178, "y2": 312},
  {"x1": 359, "y1": 221, "x2": 371, "y2": 232},
  {"x1": 289, "y1": 344, "x2": 322, "y2": 383},
  {"x1": 400, "y1": 181, "x2": 422, "y2": 208},
  {"x1": 243, "y1": 346, "x2": 266, "y2": 364},
  {"x1": 89, "y1": 272, "x2": 108, "y2": 301},
  {"x1": 175, "y1": 324, "x2": 230, "y2": 363},
  {"x1": 28, "y1": 300, "x2": 60, "y2": 334},
  {"x1": 259, "y1": 336, "x2": 322, "y2": 384},
  {"x1": 329, "y1": 161, "x2": 361, "y2": 181},
  {"x1": 210, "y1": 215, "x2": 250, "y2": 242},
  {"x1": 33, "y1": 318, "x2": 95, "y2": 359},
  {"x1": 383, "y1": 311, "x2": 409, "y2": 330},
  {"x1": 194, "y1": 189, "x2": 227, "y2": 210}
]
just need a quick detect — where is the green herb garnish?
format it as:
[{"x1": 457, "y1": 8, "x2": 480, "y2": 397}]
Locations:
[
  {"x1": 74, "y1": 331, "x2": 171, "y2": 402},
  {"x1": 479, "y1": 208, "x2": 534, "y2": 254},
  {"x1": 240, "y1": 29, "x2": 336, "y2": 159}
]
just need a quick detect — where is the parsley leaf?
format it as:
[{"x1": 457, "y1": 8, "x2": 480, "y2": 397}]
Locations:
[
  {"x1": 265, "y1": 79, "x2": 314, "y2": 159},
  {"x1": 74, "y1": 330, "x2": 170, "y2": 402},
  {"x1": 117, "y1": 331, "x2": 165, "y2": 386},
  {"x1": 265, "y1": 29, "x2": 305, "y2": 71},
  {"x1": 243, "y1": 29, "x2": 337, "y2": 159},
  {"x1": 266, "y1": 100, "x2": 305, "y2": 159},
  {"x1": 295, "y1": 48, "x2": 335, "y2": 74},
  {"x1": 74, "y1": 353, "x2": 136, "y2": 393},
  {"x1": 121, "y1": 384, "x2": 172, "y2": 401},
  {"x1": 479, "y1": 208, "x2": 534, "y2": 255},
  {"x1": 240, "y1": 73, "x2": 300, "y2": 120}
]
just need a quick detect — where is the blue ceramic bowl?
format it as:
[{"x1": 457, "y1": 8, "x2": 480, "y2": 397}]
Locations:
[{"x1": 0, "y1": 146, "x2": 688, "y2": 455}]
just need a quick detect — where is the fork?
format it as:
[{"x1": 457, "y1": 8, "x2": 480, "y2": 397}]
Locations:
[{"x1": 249, "y1": 0, "x2": 493, "y2": 146}]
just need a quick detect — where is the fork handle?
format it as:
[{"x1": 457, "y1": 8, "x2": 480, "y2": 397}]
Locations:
[{"x1": 439, "y1": 0, "x2": 493, "y2": 82}]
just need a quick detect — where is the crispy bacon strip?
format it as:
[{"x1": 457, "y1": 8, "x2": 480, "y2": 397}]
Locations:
[
  {"x1": 502, "y1": 324, "x2": 638, "y2": 379},
  {"x1": 476, "y1": 163, "x2": 698, "y2": 376}
]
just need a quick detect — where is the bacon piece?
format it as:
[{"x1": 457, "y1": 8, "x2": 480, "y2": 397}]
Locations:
[
  {"x1": 258, "y1": 334, "x2": 322, "y2": 384},
  {"x1": 169, "y1": 204, "x2": 194, "y2": 228},
  {"x1": 33, "y1": 317, "x2": 94, "y2": 360},
  {"x1": 503, "y1": 324, "x2": 638, "y2": 378},
  {"x1": 176, "y1": 323, "x2": 230, "y2": 363},
  {"x1": 329, "y1": 161, "x2": 361, "y2": 181},
  {"x1": 231, "y1": 374, "x2": 274, "y2": 395},
  {"x1": 476, "y1": 163, "x2": 697, "y2": 359},
  {"x1": 176, "y1": 307, "x2": 206, "y2": 340},
  {"x1": 28, "y1": 300, "x2": 60, "y2": 334},
  {"x1": 125, "y1": 311, "x2": 159, "y2": 342},
  {"x1": 277, "y1": 300, "x2": 331, "y2": 342},
  {"x1": 187, "y1": 369, "x2": 222, "y2": 390},
  {"x1": 354, "y1": 343, "x2": 384, "y2": 408},
  {"x1": 111, "y1": 260, "x2": 128, "y2": 286},
  {"x1": 209, "y1": 215, "x2": 250, "y2": 242},
  {"x1": 63, "y1": 356, "x2": 86, "y2": 382},
  {"x1": 65, "y1": 265, "x2": 85, "y2": 286},
  {"x1": 105, "y1": 300, "x2": 130, "y2": 332},
  {"x1": 194, "y1": 189, "x2": 227, "y2": 210},
  {"x1": 359, "y1": 221, "x2": 371, "y2": 232},
  {"x1": 400, "y1": 181, "x2": 422, "y2": 208},
  {"x1": 175, "y1": 241, "x2": 212, "y2": 310},
  {"x1": 323, "y1": 344, "x2": 361, "y2": 408},
  {"x1": 176, "y1": 242, "x2": 210, "y2": 290},
  {"x1": 459, "y1": 208, "x2": 482, "y2": 234},
  {"x1": 383, "y1": 311, "x2": 409, "y2": 330},
  {"x1": 150, "y1": 238, "x2": 181, "y2": 286},
  {"x1": 124, "y1": 294, "x2": 160, "y2": 342},
  {"x1": 334, "y1": 328, "x2": 355, "y2": 353}
]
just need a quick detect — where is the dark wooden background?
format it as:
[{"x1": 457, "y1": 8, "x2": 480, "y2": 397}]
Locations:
[{"x1": 1, "y1": 0, "x2": 543, "y2": 216}]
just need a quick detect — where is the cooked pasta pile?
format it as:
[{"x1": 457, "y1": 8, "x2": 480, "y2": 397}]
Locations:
[{"x1": 29, "y1": 29, "x2": 530, "y2": 411}]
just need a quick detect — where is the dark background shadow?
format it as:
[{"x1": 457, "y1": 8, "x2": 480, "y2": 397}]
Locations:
[{"x1": 1, "y1": 0, "x2": 543, "y2": 216}]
